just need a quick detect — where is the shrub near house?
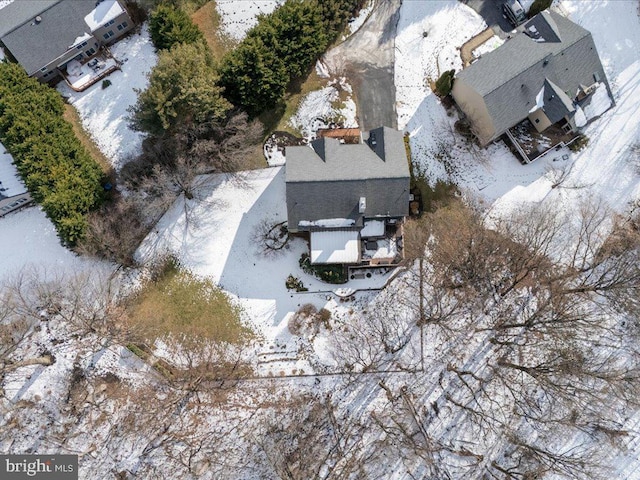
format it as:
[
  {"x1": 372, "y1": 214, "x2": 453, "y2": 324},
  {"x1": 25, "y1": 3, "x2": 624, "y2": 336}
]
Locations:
[{"x1": 0, "y1": 62, "x2": 104, "y2": 244}]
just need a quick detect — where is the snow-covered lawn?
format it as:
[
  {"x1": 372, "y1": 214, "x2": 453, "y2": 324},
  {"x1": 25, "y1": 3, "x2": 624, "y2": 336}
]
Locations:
[
  {"x1": 214, "y1": 0, "x2": 285, "y2": 41},
  {"x1": 345, "y1": 0, "x2": 374, "y2": 37},
  {"x1": 57, "y1": 25, "x2": 157, "y2": 170},
  {"x1": 136, "y1": 167, "x2": 395, "y2": 375},
  {"x1": 0, "y1": 207, "x2": 108, "y2": 282}
]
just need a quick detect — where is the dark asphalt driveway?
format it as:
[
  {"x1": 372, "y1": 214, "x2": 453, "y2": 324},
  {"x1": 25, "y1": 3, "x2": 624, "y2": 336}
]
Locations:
[{"x1": 324, "y1": 0, "x2": 402, "y2": 130}]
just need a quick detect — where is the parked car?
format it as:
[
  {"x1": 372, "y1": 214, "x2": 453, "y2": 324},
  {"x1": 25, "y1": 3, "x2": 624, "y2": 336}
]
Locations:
[{"x1": 503, "y1": 0, "x2": 527, "y2": 27}]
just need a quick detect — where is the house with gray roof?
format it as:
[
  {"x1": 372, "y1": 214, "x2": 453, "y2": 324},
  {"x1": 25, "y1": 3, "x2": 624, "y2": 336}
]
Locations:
[
  {"x1": 452, "y1": 10, "x2": 613, "y2": 147},
  {"x1": 0, "y1": 0, "x2": 133, "y2": 82},
  {"x1": 286, "y1": 127, "x2": 410, "y2": 265}
]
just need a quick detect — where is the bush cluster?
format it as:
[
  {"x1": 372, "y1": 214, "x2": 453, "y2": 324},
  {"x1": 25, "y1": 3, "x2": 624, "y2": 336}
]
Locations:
[
  {"x1": 219, "y1": 0, "x2": 366, "y2": 115},
  {"x1": 435, "y1": 69, "x2": 455, "y2": 97},
  {"x1": 299, "y1": 253, "x2": 347, "y2": 284},
  {"x1": 0, "y1": 63, "x2": 104, "y2": 244}
]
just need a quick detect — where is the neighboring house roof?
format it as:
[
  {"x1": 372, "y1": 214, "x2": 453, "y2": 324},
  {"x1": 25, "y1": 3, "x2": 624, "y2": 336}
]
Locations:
[
  {"x1": 454, "y1": 10, "x2": 611, "y2": 144},
  {"x1": 0, "y1": 0, "x2": 125, "y2": 75},
  {"x1": 286, "y1": 127, "x2": 410, "y2": 183},
  {"x1": 1, "y1": 0, "x2": 96, "y2": 74},
  {"x1": 457, "y1": 12, "x2": 588, "y2": 97},
  {"x1": 84, "y1": 0, "x2": 124, "y2": 30},
  {"x1": 0, "y1": 0, "x2": 59, "y2": 38}
]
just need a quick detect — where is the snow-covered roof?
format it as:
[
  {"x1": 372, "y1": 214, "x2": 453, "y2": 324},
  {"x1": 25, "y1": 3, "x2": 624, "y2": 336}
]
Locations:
[
  {"x1": 299, "y1": 218, "x2": 356, "y2": 228},
  {"x1": 310, "y1": 230, "x2": 360, "y2": 264},
  {"x1": 84, "y1": 0, "x2": 124, "y2": 31},
  {"x1": 360, "y1": 220, "x2": 385, "y2": 238}
]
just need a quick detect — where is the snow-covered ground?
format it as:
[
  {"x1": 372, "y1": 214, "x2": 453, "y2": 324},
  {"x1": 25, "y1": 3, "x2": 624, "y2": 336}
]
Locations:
[
  {"x1": 136, "y1": 168, "x2": 395, "y2": 375},
  {"x1": 0, "y1": 207, "x2": 110, "y2": 282},
  {"x1": 57, "y1": 25, "x2": 157, "y2": 170},
  {"x1": 214, "y1": 0, "x2": 285, "y2": 41},
  {"x1": 346, "y1": 0, "x2": 374, "y2": 37},
  {"x1": 0, "y1": 141, "x2": 27, "y2": 198},
  {"x1": 289, "y1": 75, "x2": 358, "y2": 141}
]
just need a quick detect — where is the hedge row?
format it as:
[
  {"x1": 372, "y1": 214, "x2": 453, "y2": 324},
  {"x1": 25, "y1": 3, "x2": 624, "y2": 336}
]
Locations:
[
  {"x1": 219, "y1": 0, "x2": 367, "y2": 115},
  {"x1": 0, "y1": 62, "x2": 104, "y2": 245}
]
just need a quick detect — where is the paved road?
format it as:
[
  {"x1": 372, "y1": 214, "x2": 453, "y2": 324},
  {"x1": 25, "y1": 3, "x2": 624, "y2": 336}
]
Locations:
[
  {"x1": 464, "y1": 0, "x2": 514, "y2": 39},
  {"x1": 324, "y1": 0, "x2": 402, "y2": 130}
]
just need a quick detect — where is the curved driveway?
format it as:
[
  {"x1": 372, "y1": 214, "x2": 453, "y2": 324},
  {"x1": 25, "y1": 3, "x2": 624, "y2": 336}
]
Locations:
[{"x1": 324, "y1": 0, "x2": 402, "y2": 130}]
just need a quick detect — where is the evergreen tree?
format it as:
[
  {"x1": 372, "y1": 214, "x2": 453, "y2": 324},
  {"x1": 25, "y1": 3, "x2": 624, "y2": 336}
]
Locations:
[
  {"x1": 130, "y1": 42, "x2": 231, "y2": 134},
  {"x1": 149, "y1": 4, "x2": 204, "y2": 51},
  {"x1": 0, "y1": 62, "x2": 104, "y2": 245}
]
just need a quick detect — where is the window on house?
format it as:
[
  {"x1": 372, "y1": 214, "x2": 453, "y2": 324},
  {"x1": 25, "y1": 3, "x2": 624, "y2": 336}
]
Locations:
[
  {"x1": 103, "y1": 33, "x2": 110, "y2": 40},
  {"x1": 534, "y1": 118, "x2": 540, "y2": 124},
  {"x1": 122, "y1": 21, "x2": 128, "y2": 28},
  {"x1": 86, "y1": 48, "x2": 95, "y2": 56},
  {"x1": 40, "y1": 66, "x2": 48, "y2": 72},
  {"x1": 74, "y1": 53, "x2": 83, "y2": 61},
  {"x1": 117, "y1": 24, "x2": 123, "y2": 31},
  {"x1": 107, "y1": 30, "x2": 114, "y2": 38}
]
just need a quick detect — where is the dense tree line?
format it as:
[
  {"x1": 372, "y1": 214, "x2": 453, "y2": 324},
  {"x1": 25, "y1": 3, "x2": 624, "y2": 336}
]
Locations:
[
  {"x1": 219, "y1": 0, "x2": 367, "y2": 115},
  {"x1": 0, "y1": 63, "x2": 104, "y2": 245}
]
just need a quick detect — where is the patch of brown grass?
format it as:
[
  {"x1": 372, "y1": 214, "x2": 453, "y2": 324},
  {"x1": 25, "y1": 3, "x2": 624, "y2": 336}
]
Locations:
[
  {"x1": 128, "y1": 260, "x2": 254, "y2": 345},
  {"x1": 191, "y1": 1, "x2": 236, "y2": 61},
  {"x1": 63, "y1": 104, "x2": 114, "y2": 178}
]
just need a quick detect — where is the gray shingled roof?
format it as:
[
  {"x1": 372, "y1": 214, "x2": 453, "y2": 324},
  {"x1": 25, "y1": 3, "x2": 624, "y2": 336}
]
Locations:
[
  {"x1": 456, "y1": 10, "x2": 610, "y2": 143},
  {"x1": 541, "y1": 78, "x2": 575, "y2": 123},
  {"x1": 0, "y1": 0, "x2": 60, "y2": 38},
  {"x1": 1, "y1": 0, "x2": 97, "y2": 75},
  {"x1": 456, "y1": 11, "x2": 588, "y2": 97},
  {"x1": 285, "y1": 127, "x2": 410, "y2": 183}
]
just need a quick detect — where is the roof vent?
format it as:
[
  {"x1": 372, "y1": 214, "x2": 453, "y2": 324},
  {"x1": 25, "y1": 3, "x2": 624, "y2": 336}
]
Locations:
[{"x1": 35, "y1": 16, "x2": 42, "y2": 24}]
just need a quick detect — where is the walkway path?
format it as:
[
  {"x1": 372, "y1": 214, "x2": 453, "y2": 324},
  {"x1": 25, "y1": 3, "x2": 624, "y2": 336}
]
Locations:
[{"x1": 460, "y1": 27, "x2": 494, "y2": 66}]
